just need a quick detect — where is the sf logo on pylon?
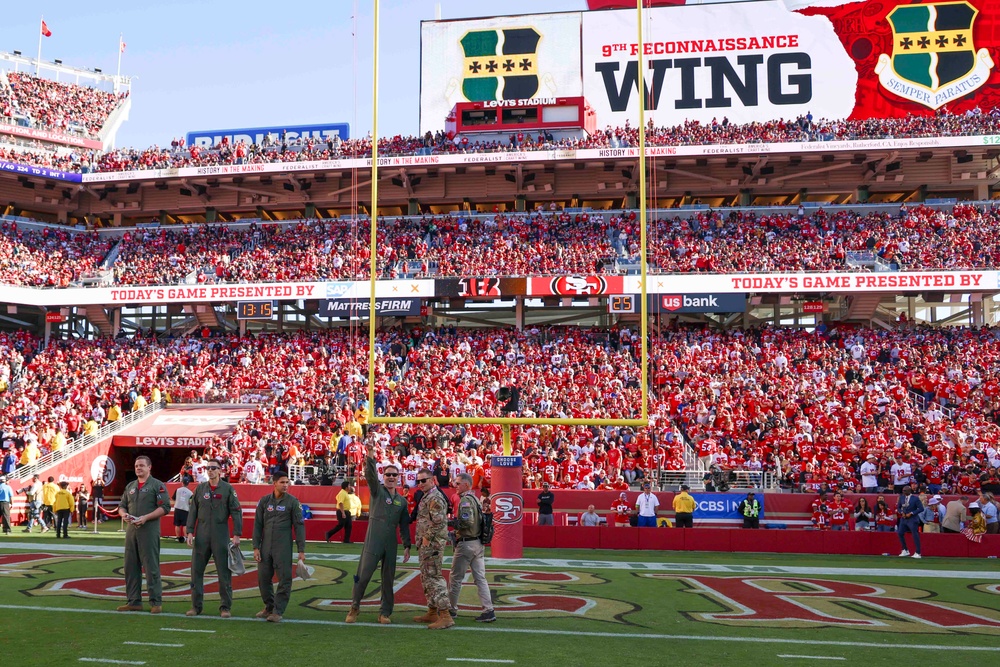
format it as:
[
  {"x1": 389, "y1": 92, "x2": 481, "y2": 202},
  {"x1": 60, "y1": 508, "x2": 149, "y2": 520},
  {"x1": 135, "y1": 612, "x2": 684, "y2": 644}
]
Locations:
[{"x1": 875, "y1": 1, "x2": 995, "y2": 109}]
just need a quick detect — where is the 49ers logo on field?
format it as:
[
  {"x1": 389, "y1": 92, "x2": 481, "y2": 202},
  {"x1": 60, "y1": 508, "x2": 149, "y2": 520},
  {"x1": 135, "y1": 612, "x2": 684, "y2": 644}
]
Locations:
[
  {"x1": 491, "y1": 492, "x2": 524, "y2": 524},
  {"x1": 310, "y1": 568, "x2": 638, "y2": 623},
  {"x1": 645, "y1": 574, "x2": 1000, "y2": 635},
  {"x1": 27, "y1": 558, "x2": 340, "y2": 600}
]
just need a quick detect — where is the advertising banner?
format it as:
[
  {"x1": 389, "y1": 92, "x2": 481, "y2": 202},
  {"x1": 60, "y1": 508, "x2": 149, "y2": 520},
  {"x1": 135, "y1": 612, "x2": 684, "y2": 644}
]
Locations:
[
  {"x1": 689, "y1": 492, "x2": 765, "y2": 522},
  {"x1": 1, "y1": 159, "x2": 82, "y2": 182},
  {"x1": 647, "y1": 292, "x2": 747, "y2": 313},
  {"x1": 0, "y1": 271, "x2": 996, "y2": 308},
  {"x1": 419, "y1": 12, "x2": 584, "y2": 133},
  {"x1": 581, "y1": 0, "x2": 857, "y2": 128},
  {"x1": 185, "y1": 123, "x2": 350, "y2": 150},
  {"x1": 318, "y1": 298, "x2": 422, "y2": 317},
  {"x1": 0, "y1": 123, "x2": 103, "y2": 149}
]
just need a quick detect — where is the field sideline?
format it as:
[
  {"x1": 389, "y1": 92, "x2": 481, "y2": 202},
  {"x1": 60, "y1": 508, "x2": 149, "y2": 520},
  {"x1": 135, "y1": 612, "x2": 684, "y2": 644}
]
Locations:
[{"x1": 1, "y1": 530, "x2": 998, "y2": 667}]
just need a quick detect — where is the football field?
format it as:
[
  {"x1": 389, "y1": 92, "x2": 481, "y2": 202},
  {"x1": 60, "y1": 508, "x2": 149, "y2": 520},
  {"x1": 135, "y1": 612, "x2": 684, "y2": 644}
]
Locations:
[{"x1": 2, "y1": 529, "x2": 998, "y2": 666}]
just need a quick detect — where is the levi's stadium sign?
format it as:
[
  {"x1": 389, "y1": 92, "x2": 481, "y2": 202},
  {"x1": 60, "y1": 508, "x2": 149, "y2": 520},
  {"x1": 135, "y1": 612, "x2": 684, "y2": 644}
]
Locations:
[{"x1": 420, "y1": 0, "x2": 1000, "y2": 133}]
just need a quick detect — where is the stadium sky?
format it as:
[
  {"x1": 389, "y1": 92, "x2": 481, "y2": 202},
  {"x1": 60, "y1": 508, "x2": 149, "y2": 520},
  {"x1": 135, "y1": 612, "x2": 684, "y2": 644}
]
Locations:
[{"x1": 5, "y1": 0, "x2": 595, "y2": 150}]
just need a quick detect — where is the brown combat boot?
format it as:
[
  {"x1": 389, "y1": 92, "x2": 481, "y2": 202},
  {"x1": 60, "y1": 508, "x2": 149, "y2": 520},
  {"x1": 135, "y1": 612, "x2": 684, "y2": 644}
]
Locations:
[
  {"x1": 428, "y1": 611, "x2": 455, "y2": 630},
  {"x1": 378, "y1": 614, "x2": 392, "y2": 624},
  {"x1": 345, "y1": 606, "x2": 359, "y2": 623},
  {"x1": 413, "y1": 607, "x2": 437, "y2": 623}
]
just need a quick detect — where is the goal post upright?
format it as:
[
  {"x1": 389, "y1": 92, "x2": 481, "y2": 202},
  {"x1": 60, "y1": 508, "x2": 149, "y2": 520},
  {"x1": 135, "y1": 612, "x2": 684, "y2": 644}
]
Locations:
[
  {"x1": 367, "y1": 0, "x2": 381, "y2": 414},
  {"x1": 367, "y1": 0, "x2": 650, "y2": 433},
  {"x1": 362, "y1": 0, "x2": 650, "y2": 559}
]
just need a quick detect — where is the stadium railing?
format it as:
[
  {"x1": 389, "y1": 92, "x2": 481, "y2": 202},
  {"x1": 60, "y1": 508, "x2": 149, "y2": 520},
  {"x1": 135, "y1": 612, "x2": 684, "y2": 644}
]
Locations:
[{"x1": 6, "y1": 399, "x2": 166, "y2": 485}]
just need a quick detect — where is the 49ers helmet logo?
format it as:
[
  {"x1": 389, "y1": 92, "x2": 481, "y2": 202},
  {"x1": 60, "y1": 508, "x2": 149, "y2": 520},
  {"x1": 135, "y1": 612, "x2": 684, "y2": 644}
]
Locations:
[
  {"x1": 492, "y1": 492, "x2": 524, "y2": 524},
  {"x1": 549, "y1": 276, "x2": 608, "y2": 296}
]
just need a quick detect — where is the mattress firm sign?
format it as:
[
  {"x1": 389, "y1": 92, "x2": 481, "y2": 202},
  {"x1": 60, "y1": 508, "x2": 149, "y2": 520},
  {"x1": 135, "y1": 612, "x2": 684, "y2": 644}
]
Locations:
[{"x1": 319, "y1": 298, "x2": 422, "y2": 317}]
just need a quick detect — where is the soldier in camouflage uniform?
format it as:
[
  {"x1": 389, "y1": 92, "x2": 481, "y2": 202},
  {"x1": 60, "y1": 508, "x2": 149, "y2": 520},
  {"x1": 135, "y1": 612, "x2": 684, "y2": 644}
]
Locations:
[{"x1": 412, "y1": 469, "x2": 454, "y2": 629}]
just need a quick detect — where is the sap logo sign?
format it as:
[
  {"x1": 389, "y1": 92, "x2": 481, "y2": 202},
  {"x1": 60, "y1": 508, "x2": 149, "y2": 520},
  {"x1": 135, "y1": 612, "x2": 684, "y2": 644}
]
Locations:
[
  {"x1": 492, "y1": 492, "x2": 524, "y2": 524},
  {"x1": 325, "y1": 282, "x2": 352, "y2": 298}
]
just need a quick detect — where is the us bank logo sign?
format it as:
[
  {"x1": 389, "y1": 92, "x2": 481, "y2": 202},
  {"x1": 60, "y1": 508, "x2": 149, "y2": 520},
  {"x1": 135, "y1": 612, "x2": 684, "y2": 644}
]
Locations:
[
  {"x1": 875, "y1": 1, "x2": 995, "y2": 109},
  {"x1": 461, "y1": 28, "x2": 540, "y2": 102}
]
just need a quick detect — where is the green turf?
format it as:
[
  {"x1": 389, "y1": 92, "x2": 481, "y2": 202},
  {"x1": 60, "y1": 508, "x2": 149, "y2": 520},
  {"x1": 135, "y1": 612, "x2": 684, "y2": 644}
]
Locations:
[{"x1": 2, "y1": 528, "x2": 998, "y2": 667}]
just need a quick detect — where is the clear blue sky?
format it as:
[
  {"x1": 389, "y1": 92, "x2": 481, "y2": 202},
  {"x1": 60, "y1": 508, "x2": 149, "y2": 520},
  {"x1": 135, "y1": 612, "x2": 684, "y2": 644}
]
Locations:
[{"x1": 4, "y1": 0, "x2": 586, "y2": 149}]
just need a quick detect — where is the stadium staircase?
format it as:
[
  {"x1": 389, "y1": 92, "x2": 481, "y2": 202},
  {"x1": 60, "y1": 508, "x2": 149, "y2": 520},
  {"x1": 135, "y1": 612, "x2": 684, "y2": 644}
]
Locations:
[
  {"x1": 845, "y1": 292, "x2": 885, "y2": 323},
  {"x1": 79, "y1": 305, "x2": 116, "y2": 338},
  {"x1": 192, "y1": 303, "x2": 221, "y2": 329},
  {"x1": 5, "y1": 399, "x2": 166, "y2": 485}
]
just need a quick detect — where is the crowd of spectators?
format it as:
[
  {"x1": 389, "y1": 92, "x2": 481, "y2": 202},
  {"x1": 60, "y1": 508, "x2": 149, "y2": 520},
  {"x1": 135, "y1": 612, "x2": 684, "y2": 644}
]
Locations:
[
  {"x1": 4, "y1": 108, "x2": 1000, "y2": 174},
  {"x1": 1, "y1": 72, "x2": 126, "y2": 138},
  {"x1": 3, "y1": 323, "x2": 1000, "y2": 498},
  {"x1": 7, "y1": 202, "x2": 1000, "y2": 287},
  {"x1": 656, "y1": 324, "x2": 1000, "y2": 496},
  {"x1": 0, "y1": 220, "x2": 113, "y2": 287}
]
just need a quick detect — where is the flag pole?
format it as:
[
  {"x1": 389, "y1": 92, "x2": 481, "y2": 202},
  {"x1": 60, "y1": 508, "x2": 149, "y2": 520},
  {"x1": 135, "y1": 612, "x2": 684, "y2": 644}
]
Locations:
[
  {"x1": 116, "y1": 34, "x2": 123, "y2": 93},
  {"x1": 36, "y1": 16, "x2": 44, "y2": 74}
]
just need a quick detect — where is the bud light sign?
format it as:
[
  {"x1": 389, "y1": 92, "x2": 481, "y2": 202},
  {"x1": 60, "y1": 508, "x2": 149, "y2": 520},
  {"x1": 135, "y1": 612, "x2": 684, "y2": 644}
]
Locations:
[{"x1": 186, "y1": 123, "x2": 350, "y2": 149}]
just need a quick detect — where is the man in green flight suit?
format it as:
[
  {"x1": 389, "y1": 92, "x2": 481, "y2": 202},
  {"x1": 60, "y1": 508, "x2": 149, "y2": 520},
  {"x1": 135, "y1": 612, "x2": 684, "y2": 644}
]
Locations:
[
  {"x1": 346, "y1": 444, "x2": 411, "y2": 624},
  {"x1": 252, "y1": 471, "x2": 306, "y2": 623},
  {"x1": 186, "y1": 457, "x2": 243, "y2": 618},
  {"x1": 117, "y1": 455, "x2": 171, "y2": 613}
]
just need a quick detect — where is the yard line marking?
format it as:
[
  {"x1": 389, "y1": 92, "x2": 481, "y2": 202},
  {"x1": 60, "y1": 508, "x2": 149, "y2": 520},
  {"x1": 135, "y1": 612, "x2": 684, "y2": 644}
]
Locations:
[
  {"x1": 4, "y1": 605, "x2": 998, "y2": 653},
  {"x1": 160, "y1": 627, "x2": 215, "y2": 633},
  {"x1": 79, "y1": 659, "x2": 146, "y2": 666},
  {"x1": 122, "y1": 641, "x2": 184, "y2": 647},
  {"x1": 1, "y1": 542, "x2": 996, "y2": 579},
  {"x1": 777, "y1": 656, "x2": 846, "y2": 661},
  {"x1": 446, "y1": 660, "x2": 515, "y2": 664}
]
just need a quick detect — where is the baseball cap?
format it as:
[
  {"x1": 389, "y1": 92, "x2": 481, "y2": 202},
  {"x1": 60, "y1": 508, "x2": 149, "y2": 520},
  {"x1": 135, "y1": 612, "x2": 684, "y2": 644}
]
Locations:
[
  {"x1": 680, "y1": 484, "x2": 690, "y2": 491},
  {"x1": 969, "y1": 502, "x2": 981, "y2": 509},
  {"x1": 928, "y1": 497, "x2": 940, "y2": 505}
]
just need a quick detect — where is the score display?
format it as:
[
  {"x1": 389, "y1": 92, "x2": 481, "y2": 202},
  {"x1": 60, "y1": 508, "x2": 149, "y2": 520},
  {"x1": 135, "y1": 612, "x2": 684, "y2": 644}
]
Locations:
[
  {"x1": 608, "y1": 295, "x2": 635, "y2": 314},
  {"x1": 236, "y1": 300, "x2": 275, "y2": 320}
]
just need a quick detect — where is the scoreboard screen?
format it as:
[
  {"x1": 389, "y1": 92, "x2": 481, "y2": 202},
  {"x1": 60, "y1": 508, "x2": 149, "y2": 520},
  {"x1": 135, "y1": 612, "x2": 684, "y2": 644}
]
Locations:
[
  {"x1": 608, "y1": 295, "x2": 635, "y2": 314},
  {"x1": 236, "y1": 300, "x2": 275, "y2": 320}
]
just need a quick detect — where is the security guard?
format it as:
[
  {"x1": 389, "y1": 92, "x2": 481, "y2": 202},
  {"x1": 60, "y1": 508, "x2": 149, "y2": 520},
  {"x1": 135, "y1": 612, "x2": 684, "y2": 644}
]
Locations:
[
  {"x1": 186, "y1": 458, "x2": 243, "y2": 618},
  {"x1": 413, "y1": 469, "x2": 454, "y2": 629},
  {"x1": 346, "y1": 446, "x2": 411, "y2": 624},
  {"x1": 672, "y1": 484, "x2": 696, "y2": 528},
  {"x1": 737, "y1": 491, "x2": 761, "y2": 529},
  {"x1": 117, "y1": 455, "x2": 171, "y2": 613},
  {"x1": 252, "y1": 471, "x2": 306, "y2": 623}
]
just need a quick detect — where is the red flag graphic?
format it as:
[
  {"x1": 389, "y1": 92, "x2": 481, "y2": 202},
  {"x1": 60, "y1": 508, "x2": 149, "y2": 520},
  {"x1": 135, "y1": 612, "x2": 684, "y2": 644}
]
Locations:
[{"x1": 41, "y1": 21, "x2": 52, "y2": 37}]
